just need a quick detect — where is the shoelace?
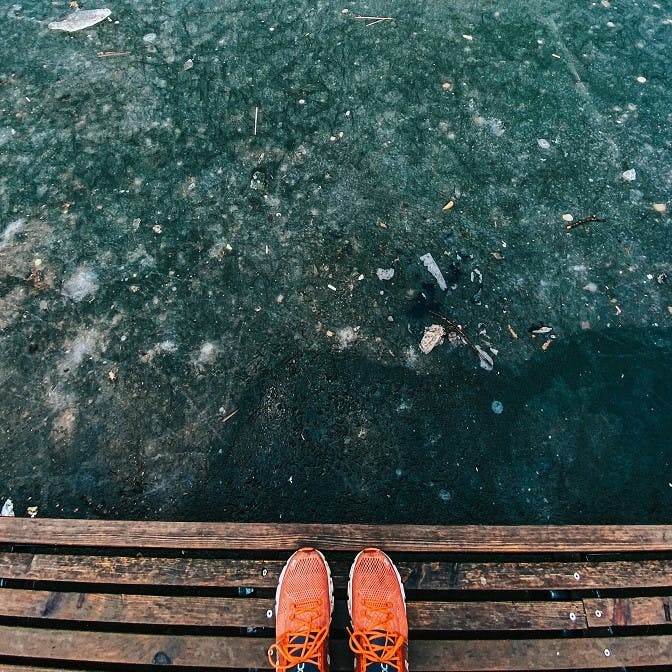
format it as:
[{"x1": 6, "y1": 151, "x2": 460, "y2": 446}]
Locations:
[
  {"x1": 348, "y1": 599, "x2": 406, "y2": 671},
  {"x1": 268, "y1": 599, "x2": 328, "y2": 672}
]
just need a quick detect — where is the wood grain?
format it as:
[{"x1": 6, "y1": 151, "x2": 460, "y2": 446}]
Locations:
[
  {"x1": 585, "y1": 596, "x2": 672, "y2": 627},
  {"x1": 4, "y1": 552, "x2": 671, "y2": 591},
  {"x1": 1, "y1": 627, "x2": 671, "y2": 670},
  {"x1": 3, "y1": 520, "x2": 672, "y2": 552},
  {"x1": 0, "y1": 589, "x2": 585, "y2": 631}
]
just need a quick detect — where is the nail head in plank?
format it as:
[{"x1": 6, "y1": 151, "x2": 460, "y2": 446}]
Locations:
[{"x1": 585, "y1": 596, "x2": 672, "y2": 627}]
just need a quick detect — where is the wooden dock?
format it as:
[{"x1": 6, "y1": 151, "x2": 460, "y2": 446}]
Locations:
[{"x1": 1, "y1": 520, "x2": 672, "y2": 670}]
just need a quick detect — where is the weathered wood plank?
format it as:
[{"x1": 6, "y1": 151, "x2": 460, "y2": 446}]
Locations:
[
  {"x1": 403, "y1": 635, "x2": 672, "y2": 670},
  {"x1": 0, "y1": 668, "x2": 96, "y2": 672},
  {"x1": 0, "y1": 552, "x2": 285, "y2": 587},
  {"x1": 2, "y1": 520, "x2": 672, "y2": 552},
  {"x1": 0, "y1": 589, "x2": 275, "y2": 627},
  {"x1": 0, "y1": 589, "x2": 585, "y2": 631},
  {"x1": 0, "y1": 627, "x2": 671, "y2": 670},
  {"x1": 585, "y1": 596, "x2": 672, "y2": 627},
  {"x1": 4, "y1": 552, "x2": 672, "y2": 592},
  {"x1": 406, "y1": 600, "x2": 586, "y2": 631},
  {"x1": 400, "y1": 558, "x2": 672, "y2": 591}
]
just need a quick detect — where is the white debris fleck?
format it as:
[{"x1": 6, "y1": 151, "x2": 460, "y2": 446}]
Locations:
[
  {"x1": 27, "y1": 506, "x2": 38, "y2": 518},
  {"x1": 537, "y1": 138, "x2": 551, "y2": 150},
  {"x1": 62, "y1": 269, "x2": 99, "y2": 302},
  {"x1": 475, "y1": 345, "x2": 494, "y2": 371},
  {"x1": 335, "y1": 326, "x2": 358, "y2": 349},
  {"x1": 419, "y1": 324, "x2": 445, "y2": 354},
  {"x1": 376, "y1": 268, "x2": 395, "y2": 281},
  {"x1": 582, "y1": 282, "x2": 599, "y2": 293},
  {"x1": 142, "y1": 32, "x2": 157, "y2": 43},
  {"x1": 183, "y1": 58, "x2": 194, "y2": 70},
  {"x1": 562, "y1": 213, "x2": 574, "y2": 222},
  {"x1": 48, "y1": 8, "x2": 111, "y2": 32},
  {"x1": 636, "y1": 75, "x2": 647, "y2": 84},
  {"x1": 419, "y1": 253, "x2": 447, "y2": 290},
  {"x1": 622, "y1": 168, "x2": 636, "y2": 181},
  {"x1": 652, "y1": 203, "x2": 667, "y2": 213},
  {"x1": 0, "y1": 218, "x2": 25, "y2": 249},
  {"x1": 196, "y1": 341, "x2": 217, "y2": 366},
  {"x1": 1, "y1": 499, "x2": 14, "y2": 516},
  {"x1": 491, "y1": 400, "x2": 504, "y2": 414}
]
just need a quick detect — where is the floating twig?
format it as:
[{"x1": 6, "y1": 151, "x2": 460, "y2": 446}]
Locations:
[
  {"x1": 97, "y1": 51, "x2": 131, "y2": 58},
  {"x1": 430, "y1": 312, "x2": 494, "y2": 370},
  {"x1": 253, "y1": 107, "x2": 259, "y2": 136},
  {"x1": 354, "y1": 15, "x2": 394, "y2": 27},
  {"x1": 221, "y1": 409, "x2": 239, "y2": 424},
  {"x1": 566, "y1": 214, "x2": 607, "y2": 230}
]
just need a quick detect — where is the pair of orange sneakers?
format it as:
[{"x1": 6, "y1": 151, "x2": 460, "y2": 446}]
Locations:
[{"x1": 268, "y1": 547, "x2": 408, "y2": 672}]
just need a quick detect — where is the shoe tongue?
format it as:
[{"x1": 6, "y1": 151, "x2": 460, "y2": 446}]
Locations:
[
  {"x1": 285, "y1": 635, "x2": 321, "y2": 672},
  {"x1": 287, "y1": 664, "x2": 320, "y2": 672},
  {"x1": 363, "y1": 634, "x2": 400, "y2": 672}
]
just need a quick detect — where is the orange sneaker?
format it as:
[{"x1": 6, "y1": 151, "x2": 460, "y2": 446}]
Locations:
[
  {"x1": 268, "y1": 548, "x2": 333, "y2": 672},
  {"x1": 348, "y1": 548, "x2": 408, "y2": 672}
]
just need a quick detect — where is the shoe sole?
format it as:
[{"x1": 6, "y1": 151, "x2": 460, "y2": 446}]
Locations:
[
  {"x1": 275, "y1": 547, "x2": 335, "y2": 619},
  {"x1": 347, "y1": 547, "x2": 406, "y2": 622}
]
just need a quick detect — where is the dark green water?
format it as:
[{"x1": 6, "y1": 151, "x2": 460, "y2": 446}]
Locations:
[{"x1": 0, "y1": 1, "x2": 670, "y2": 522}]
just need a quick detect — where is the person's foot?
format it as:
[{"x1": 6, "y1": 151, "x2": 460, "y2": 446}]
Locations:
[
  {"x1": 268, "y1": 548, "x2": 333, "y2": 672},
  {"x1": 348, "y1": 548, "x2": 409, "y2": 672}
]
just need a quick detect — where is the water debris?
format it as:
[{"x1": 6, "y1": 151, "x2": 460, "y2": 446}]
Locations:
[
  {"x1": 97, "y1": 51, "x2": 130, "y2": 58},
  {"x1": 27, "y1": 506, "x2": 38, "y2": 518},
  {"x1": 48, "y1": 8, "x2": 111, "y2": 32},
  {"x1": 653, "y1": 203, "x2": 667, "y2": 213},
  {"x1": 622, "y1": 168, "x2": 636, "y2": 182},
  {"x1": 376, "y1": 268, "x2": 395, "y2": 281},
  {"x1": 474, "y1": 345, "x2": 494, "y2": 371},
  {"x1": 62, "y1": 268, "x2": 99, "y2": 302},
  {"x1": 442, "y1": 200, "x2": 455, "y2": 211},
  {"x1": 419, "y1": 324, "x2": 445, "y2": 354},
  {"x1": 221, "y1": 409, "x2": 238, "y2": 424},
  {"x1": 1, "y1": 499, "x2": 14, "y2": 516},
  {"x1": 420, "y1": 253, "x2": 447, "y2": 290},
  {"x1": 507, "y1": 324, "x2": 518, "y2": 339},
  {"x1": 491, "y1": 400, "x2": 504, "y2": 414},
  {"x1": 0, "y1": 218, "x2": 25, "y2": 249},
  {"x1": 353, "y1": 15, "x2": 394, "y2": 27},
  {"x1": 430, "y1": 312, "x2": 495, "y2": 371},
  {"x1": 566, "y1": 214, "x2": 607, "y2": 230},
  {"x1": 529, "y1": 324, "x2": 553, "y2": 335},
  {"x1": 537, "y1": 138, "x2": 551, "y2": 150}
]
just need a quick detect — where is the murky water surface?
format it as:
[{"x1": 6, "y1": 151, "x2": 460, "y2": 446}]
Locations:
[{"x1": 1, "y1": 1, "x2": 670, "y2": 522}]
